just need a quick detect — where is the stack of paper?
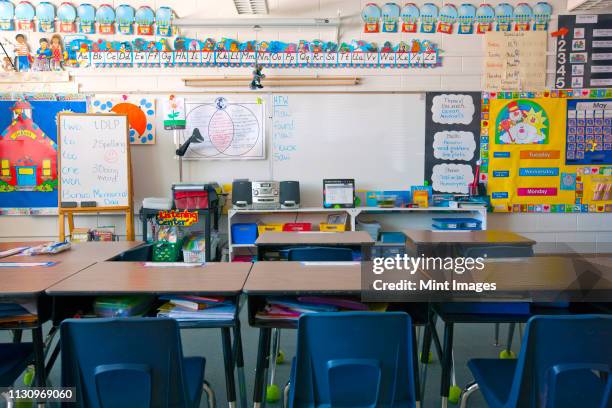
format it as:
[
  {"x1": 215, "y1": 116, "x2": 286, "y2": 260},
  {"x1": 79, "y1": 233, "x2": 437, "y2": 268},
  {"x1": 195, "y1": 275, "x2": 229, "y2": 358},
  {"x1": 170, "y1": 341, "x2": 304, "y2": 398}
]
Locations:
[
  {"x1": 255, "y1": 297, "x2": 372, "y2": 322},
  {"x1": 157, "y1": 295, "x2": 235, "y2": 321}
]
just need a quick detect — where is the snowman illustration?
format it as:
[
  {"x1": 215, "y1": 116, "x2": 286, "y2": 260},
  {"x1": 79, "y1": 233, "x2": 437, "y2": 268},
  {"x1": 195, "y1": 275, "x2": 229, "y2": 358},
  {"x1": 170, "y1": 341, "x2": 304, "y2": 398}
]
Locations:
[{"x1": 498, "y1": 101, "x2": 546, "y2": 144}]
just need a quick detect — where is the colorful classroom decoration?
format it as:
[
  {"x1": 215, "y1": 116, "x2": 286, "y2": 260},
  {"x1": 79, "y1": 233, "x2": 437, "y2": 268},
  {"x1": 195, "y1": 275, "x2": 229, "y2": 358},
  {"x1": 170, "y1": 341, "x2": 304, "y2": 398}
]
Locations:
[
  {"x1": 425, "y1": 92, "x2": 481, "y2": 193},
  {"x1": 183, "y1": 97, "x2": 265, "y2": 160},
  {"x1": 155, "y1": 6, "x2": 174, "y2": 37},
  {"x1": 0, "y1": 94, "x2": 87, "y2": 211},
  {"x1": 437, "y1": 4, "x2": 457, "y2": 34},
  {"x1": 14, "y1": 1, "x2": 34, "y2": 31},
  {"x1": 381, "y1": 2, "x2": 400, "y2": 33},
  {"x1": 57, "y1": 2, "x2": 76, "y2": 33},
  {"x1": 565, "y1": 98, "x2": 612, "y2": 165},
  {"x1": 513, "y1": 3, "x2": 532, "y2": 31},
  {"x1": 64, "y1": 37, "x2": 440, "y2": 69},
  {"x1": 494, "y1": 3, "x2": 513, "y2": 32},
  {"x1": 475, "y1": 4, "x2": 495, "y2": 34},
  {"x1": 135, "y1": 6, "x2": 154, "y2": 35},
  {"x1": 91, "y1": 95, "x2": 156, "y2": 145},
  {"x1": 96, "y1": 4, "x2": 115, "y2": 34},
  {"x1": 115, "y1": 4, "x2": 134, "y2": 35},
  {"x1": 555, "y1": 14, "x2": 612, "y2": 90},
  {"x1": 77, "y1": 3, "x2": 95, "y2": 34},
  {"x1": 400, "y1": 3, "x2": 419, "y2": 33},
  {"x1": 482, "y1": 90, "x2": 612, "y2": 213},
  {"x1": 35, "y1": 2, "x2": 55, "y2": 33},
  {"x1": 162, "y1": 95, "x2": 186, "y2": 130},
  {"x1": 532, "y1": 2, "x2": 552, "y2": 31},
  {"x1": 0, "y1": 1, "x2": 14, "y2": 31},
  {"x1": 457, "y1": 4, "x2": 476, "y2": 34},
  {"x1": 362, "y1": 3, "x2": 381, "y2": 33},
  {"x1": 419, "y1": 3, "x2": 438, "y2": 34}
]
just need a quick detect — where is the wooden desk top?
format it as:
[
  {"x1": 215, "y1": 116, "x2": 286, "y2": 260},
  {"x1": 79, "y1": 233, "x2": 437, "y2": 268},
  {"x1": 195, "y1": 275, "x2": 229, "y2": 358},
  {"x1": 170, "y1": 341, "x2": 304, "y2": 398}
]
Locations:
[
  {"x1": 4, "y1": 241, "x2": 144, "y2": 263},
  {"x1": 46, "y1": 262, "x2": 252, "y2": 296},
  {"x1": 403, "y1": 229, "x2": 536, "y2": 246},
  {"x1": 0, "y1": 261, "x2": 93, "y2": 297},
  {"x1": 255, "y1": 231, "x2": 374, "y2": 246},
  {"x1": 243, "y1": 261, "x2": 362, "y2": 295}
]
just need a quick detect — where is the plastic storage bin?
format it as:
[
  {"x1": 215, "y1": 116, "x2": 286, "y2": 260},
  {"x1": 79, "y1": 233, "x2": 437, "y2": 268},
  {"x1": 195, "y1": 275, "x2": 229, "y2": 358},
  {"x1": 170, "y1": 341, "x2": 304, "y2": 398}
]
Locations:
[
  {"x1": 232, "y1": 223, "x2": 258, "y2": 244},
  {"x1": 152, "y1": 241, "x2": 183, "y2": 262},
  {"x1": 257, "y1": 224, "x2": 284, "y2": 234},
  {"x1": 172, "y1": 183, "x2": 218, "y2": 209},
  {"x1": 372, "y1": 244, "x2": 406, "y2": 258},
  {"x1": 356, "y1": 220, "x2": 381, "y2": 240},
  {"x1": 319, "y1": 223, "x2": 346, "y2": 232},
  {"x1": 283, "y1": 223, "x2": 312, "y2": 232},
  {"x1": 380, "y1": 232, "x2": 406, "y2": 244},
  {"x1": 432, "y1": 218, "x2": 482, "y2": 230}
]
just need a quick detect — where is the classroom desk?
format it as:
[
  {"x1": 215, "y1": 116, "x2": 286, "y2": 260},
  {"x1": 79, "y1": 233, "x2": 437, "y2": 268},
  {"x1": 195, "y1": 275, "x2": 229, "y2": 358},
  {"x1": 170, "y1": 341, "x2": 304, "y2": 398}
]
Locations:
[
  {"x1": 0, "y1": 260, "x2": 93, "y2": 388},
  {"x1": 46, "y1": 261, "x2": 252, "y2": 408},
  {"x1": 427, "y1": 256, "x2": 612, "y2": 408},
  {"x1": 243, "y1": 261, "x2": 421, "y2": 408},
  {"x1": 3, "y1": 241, "x2": 144, "y2": 263},
  {"x1": 255, "y1": 231, "x2": 374, "y2": 261},
  {"x1": 404, "y1": 229, "x2": 536, "y2": 256}
]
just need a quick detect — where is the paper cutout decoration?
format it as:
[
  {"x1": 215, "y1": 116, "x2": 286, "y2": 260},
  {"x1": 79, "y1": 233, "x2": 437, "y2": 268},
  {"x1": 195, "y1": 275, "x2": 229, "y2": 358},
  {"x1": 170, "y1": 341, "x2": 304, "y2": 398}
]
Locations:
[
  {"x1": 162, "y1": 96, "x2": 185, "y2": 130},
  {"x1": 458, "y1": 4, "x2": 476, "y2": 34},
  {"x1": 401, "y1": 3, "x2": 419, "y2": 33},
  {"x1": 36, "y1": 2, "x2": 55, "y2": 33},
  {"x1": 15, "y1": 1, "x2": 35, "y2": 31},
  {"x1": 156, "y1": 6, "x2": 174, "y2": 37},
  {"x1": 91, "y1": 95, "x2": 155, "y2": 145},
  {"x1": 116, "y1": 4, "x2": 134, "y2": 35},
  {"x1": 96, "y1": 4, "x2": 115, "y2": 34},
  {"x1": 57, "y1": 2, "x2": 76, "y2": 33},
  {"x1": 513, "y1": 3, "x2": 532, "y2": 31},
  {"x1": 381, "y1": 3, "x2": 400, "y2": 33},
  {"x1": 437, "y1": 4, "x2": 457, "y2": 34},
  {"x1": 0, "y1": 1, "x2": 14, "y2": 31},
  {"x1": 532, "y1": 2, "x2": 552, "y2": 31},
  {"x1": 560, "y1": 173, "x2": 577, "y2": 191},
  {"x1": 362, "y1": 3, "x2": 381, "y2": 33},
  {"x1": 135, "y1": 6, "x2": 154, "y2": 35},
  {"x1": 495, "y1": 3, "x2": 513, "y2": 31},
  {"x1": 77, "y1": 3, "x2": 95, "y2": 34},
  {"x1": 495, "y1": 100, "x2": 549, "y2": 145},
  {"x1": 420, "y1": 3, "x2": 438, "y2": 33},
  {"x1": 476, "y1": 4, "x2": 495, "y2": 34}
]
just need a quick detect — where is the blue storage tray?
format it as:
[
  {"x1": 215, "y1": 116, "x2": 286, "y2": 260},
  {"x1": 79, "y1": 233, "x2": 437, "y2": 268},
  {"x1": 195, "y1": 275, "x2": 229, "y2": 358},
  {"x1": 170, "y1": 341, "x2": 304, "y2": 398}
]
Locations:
[
  {"x1": 231, "y1": 223, "x2": 258, "y2": 244},
  {"x1": 432, "y1": 218, "x2": 482, "y2": 230},
  {"x1": 380, "y1": 232, "x2": 406, "y2": 244}
]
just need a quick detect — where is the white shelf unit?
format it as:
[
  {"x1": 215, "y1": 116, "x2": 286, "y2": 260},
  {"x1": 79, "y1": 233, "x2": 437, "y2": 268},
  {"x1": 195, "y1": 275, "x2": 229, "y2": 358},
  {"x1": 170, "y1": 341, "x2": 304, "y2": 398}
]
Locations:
[{"x1": 227, "y1": 206, "x2": 487, "y2": 260}]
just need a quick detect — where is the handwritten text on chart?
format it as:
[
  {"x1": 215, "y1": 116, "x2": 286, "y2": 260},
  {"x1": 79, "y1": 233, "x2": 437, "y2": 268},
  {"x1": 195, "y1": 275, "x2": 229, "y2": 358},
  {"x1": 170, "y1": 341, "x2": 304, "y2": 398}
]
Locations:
[
  {"x1": 431, "y1": 94, "x2": 475, "y2": 125},
  {"x1": 431, "y1": 163, "x2": 474, "y2": 194},
  {"x1": 272, "y1": 95, "x2": 297, "y2": 162},
  {"x1": 433, "y1": 131, "x2": 476, "y2": 161}
]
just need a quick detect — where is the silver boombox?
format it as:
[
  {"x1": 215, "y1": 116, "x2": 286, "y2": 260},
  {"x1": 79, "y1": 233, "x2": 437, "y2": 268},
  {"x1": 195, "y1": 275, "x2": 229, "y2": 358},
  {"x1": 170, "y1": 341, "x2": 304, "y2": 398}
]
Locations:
[{"x1": 252, "y1": 181, "x2": 280, "y2": 210}]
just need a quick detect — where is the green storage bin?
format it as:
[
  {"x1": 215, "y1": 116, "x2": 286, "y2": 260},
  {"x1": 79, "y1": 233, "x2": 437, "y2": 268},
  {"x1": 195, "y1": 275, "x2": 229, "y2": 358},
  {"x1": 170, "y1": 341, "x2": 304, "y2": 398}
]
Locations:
[{"x1": 152, "y1": 240, "x2": 183, "y2": 262}]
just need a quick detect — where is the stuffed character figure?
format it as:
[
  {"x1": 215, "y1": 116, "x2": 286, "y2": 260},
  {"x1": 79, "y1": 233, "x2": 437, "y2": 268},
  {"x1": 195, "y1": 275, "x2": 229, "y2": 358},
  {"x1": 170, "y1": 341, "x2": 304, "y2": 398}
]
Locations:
[{"x1": 250, "y1": 64, "x2": 265, "y2": 90}]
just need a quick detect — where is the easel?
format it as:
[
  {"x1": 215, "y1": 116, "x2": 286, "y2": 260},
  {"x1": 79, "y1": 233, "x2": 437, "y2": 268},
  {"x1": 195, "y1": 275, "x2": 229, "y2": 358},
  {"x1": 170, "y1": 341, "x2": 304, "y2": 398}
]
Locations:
[{"x1": 57, "y1": 113, "x2": 135, "y2": 241}]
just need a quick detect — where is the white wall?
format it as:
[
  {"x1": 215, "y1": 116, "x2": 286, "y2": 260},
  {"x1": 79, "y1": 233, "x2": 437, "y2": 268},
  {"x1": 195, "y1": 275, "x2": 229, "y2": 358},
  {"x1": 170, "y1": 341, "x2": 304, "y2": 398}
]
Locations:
[{"x1": 0, "y1": 0, "x2": 610, "y2": 253}]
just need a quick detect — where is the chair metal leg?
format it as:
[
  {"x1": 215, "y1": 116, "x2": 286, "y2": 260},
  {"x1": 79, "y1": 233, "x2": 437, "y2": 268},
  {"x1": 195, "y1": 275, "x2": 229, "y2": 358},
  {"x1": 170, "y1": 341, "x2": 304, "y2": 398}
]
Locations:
[
  {"x1": 283, "y1": 382, "x2": 290, "y2": 408},
  {"x1": 204, "y1": 380, "x2": 217, "y2": 408},
  {"x1": 3, "y1": 392, "x2": 14, "y2": 408},
  {"x1": 493, "y1": 323, "x2": 500, "y2": 346},
  {"x1": 505, "y1": 323, "x2": 516, "y2": 353},
  {"x1": 459, "y1": 382, "x2": 479, "y2": 408}
]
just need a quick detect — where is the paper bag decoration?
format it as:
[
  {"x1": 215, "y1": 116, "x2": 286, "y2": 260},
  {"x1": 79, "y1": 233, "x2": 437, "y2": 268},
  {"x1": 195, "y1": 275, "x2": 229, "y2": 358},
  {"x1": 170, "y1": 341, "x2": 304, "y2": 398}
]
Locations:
[
  {"x1": 58, "y1": 2, "x2": 76, "y2": 33},
  {"x1": 476, "y1": 3, "x2": 494, "y2": 34},
  {"x1": 362, "y1": 3, "x2": 381, "y2": 33},
  {"x1": 532, "y1": 2, "x2": 552, "y2": 31},
  {"x1": 495, "y1": 3, "x2": 513, "y2": 31},
  {"x1": 458, "y1": 3, "x2": 476, "y2": 34},
  {"x1": 36, "y1": 2, "x2": 55, "y2": 33},
  {"x1": 15, "y1": 1, "x2": 35, "y2": 31},
  {"x1": 135, "y1": 6, "x2": 154, "y2": 35},
  {"x1": 381, "y1": 2, "x2": 400, "y2": 33},
  {"x1": 116, "y1": 4, "x2": 134, "y2": 35},
  {"x1": 401, "y1": 3, "x2": 419, "y2": 33},
  {"x1": 437, "y1": 4, "x2": 458, "y2": 34},
  {"x1": 0, "y1": 1, "x2": 14, "y2": 31},
  {"x1": 513, "y1": 3, "x2": 532, "y2": 31},
  {"x1": 162, "y1": 96, "x2": 186, "y2": 130},
  {"x1": 77, "y1": 3, "x2": 95, "y2": 33},
  {"x1": 420, "y1": 3, "x2": 438, "y2": 33},
  {"x1": 96, "y1": 4, "x2": 115, "y2": 34}
]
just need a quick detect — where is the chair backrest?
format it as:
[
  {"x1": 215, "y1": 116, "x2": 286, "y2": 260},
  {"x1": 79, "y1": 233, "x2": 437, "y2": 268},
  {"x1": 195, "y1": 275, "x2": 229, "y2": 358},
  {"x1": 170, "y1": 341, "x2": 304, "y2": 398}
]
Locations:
[
  {"x1": 108, "y1": 244, "x2": 153, "y2": 261},
  {"x1": 289, "y1": 312, "x2": 416, "y2": 408},
  {"x1": 61, "y1": 318, "x2": 190, "y2": 408},
  {"x1": 463, "y1": 245, "x2": 534, "y2": 258},
  {"x1": 287, "y1": 247, "x2": 353, "y2": 262},
  {"x1": 509, "y1": 315, "x2": 612, "y2": 408}
]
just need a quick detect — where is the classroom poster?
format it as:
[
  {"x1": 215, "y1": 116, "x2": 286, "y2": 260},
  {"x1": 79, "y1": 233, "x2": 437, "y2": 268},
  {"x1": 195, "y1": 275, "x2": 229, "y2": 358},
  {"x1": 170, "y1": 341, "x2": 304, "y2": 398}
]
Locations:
[
  {"x1": 555, "y1": 14, "x2": 612, "y2": 89},
  {"x1": 91, "y1": 95, "x2": 156, "y2": 144},
  {"x1": 485, "y1": 93, "x2": 612, "y2": 213},
  {"x1": 0, "y1": 95, "x2": 87, "y2": 212},
  {"x1": 425, "y1": 92, "x2": 481, "y2": 194}
]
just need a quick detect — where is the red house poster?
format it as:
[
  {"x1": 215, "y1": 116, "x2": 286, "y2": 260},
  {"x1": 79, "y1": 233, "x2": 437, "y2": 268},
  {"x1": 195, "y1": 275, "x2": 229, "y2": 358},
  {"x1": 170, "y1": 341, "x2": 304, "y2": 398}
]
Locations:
[{"x1": 0, "y1": 96, "x2": 87, "y2": 212}]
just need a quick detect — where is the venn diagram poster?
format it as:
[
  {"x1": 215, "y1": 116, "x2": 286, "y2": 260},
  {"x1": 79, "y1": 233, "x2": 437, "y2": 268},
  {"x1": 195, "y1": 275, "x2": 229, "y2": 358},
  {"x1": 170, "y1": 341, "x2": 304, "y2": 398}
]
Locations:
[
  {"x1": 425, "y1": 92, "x2": 481, "y2": 194},
  {"x1": 486, "y1": 94, "x2": 612, "y2": 213},
  {"x1": 183, "y1": 97, "x2": 265, "y2": 160}
]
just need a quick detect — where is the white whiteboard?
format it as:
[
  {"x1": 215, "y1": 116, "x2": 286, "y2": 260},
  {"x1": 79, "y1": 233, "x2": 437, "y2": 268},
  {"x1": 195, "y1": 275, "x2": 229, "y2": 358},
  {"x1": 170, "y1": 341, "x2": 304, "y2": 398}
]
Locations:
[
  {"x1": 183, "y1": 98, "x2": 265, "y2": 160},
  {"x1": 58, "y1": 114, "x2": 131, "y2": 208}
]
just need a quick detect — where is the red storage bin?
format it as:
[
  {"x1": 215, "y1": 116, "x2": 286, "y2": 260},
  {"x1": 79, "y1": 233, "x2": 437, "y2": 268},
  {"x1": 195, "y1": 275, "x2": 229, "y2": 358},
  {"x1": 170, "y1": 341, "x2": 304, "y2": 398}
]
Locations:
[
  {"x1": 174, "y1": 191, "x2": 209, "y2": 209},
  {"x1": 282, "y1": 222, "x2": 312, "y2": 232}
]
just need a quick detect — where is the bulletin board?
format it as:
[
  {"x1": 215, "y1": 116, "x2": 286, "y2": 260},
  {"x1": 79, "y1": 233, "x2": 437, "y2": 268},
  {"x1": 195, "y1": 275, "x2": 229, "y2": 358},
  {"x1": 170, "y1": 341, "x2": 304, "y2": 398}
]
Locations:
[{"x1": 483, "y1": 90, "x2": 612, "y2": 213}]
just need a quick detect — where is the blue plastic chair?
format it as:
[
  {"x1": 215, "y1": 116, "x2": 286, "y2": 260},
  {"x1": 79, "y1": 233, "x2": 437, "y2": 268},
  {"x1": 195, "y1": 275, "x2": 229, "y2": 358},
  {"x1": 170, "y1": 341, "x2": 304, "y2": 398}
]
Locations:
[
  {"x1": 460, "y1": 315, "x2": 612, "y2": 408},
  {"x1": 60, "y1": 318, "x2": 215, "y2": 408},
  {"x1": 286, "y1": 312, "x2": 417, "y2": 408},
  {"x1": 0, "y1": 342, "x2": 33, "y2": 386},
  {"x1": 287, "y1": 247, "x2": 353, "y2": 262}
]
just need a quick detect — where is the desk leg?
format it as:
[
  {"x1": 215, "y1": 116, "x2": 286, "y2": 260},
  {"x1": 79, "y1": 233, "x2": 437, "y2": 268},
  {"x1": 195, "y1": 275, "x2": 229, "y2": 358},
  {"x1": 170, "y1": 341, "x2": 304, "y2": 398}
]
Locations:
[
  {"x1": 12, "y1": 329, "x2": 22, "y2": 343},
  {"x1": 32, "y1": 327, "x2": 46, "y2": 387},
  {"x1": 253, "y1": 328, "x2": 271, "y2": 408},
  {"x1": 233, "y1": 322, "x2": 247, "y2": 408},
  {"x1": 440, "y1": 322, "x2": 454, "y2": 408},
  {"x1": 222, "y1": 327, "x2": 237, "y2": 408}
]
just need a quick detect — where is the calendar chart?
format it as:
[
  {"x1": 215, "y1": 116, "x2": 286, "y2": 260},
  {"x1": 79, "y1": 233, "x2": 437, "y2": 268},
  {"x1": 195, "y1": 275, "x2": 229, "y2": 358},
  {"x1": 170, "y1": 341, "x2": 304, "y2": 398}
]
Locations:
[{"x1": 565, "y1": 99, "x2": 612, "y2": 165}]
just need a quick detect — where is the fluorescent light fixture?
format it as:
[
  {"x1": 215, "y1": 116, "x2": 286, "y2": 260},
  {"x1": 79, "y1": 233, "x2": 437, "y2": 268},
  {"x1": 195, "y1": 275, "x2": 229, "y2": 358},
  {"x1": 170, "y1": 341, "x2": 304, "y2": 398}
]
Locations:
[{"x1": 233, "y1": 0, "x2": 269, "y2": 14}]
